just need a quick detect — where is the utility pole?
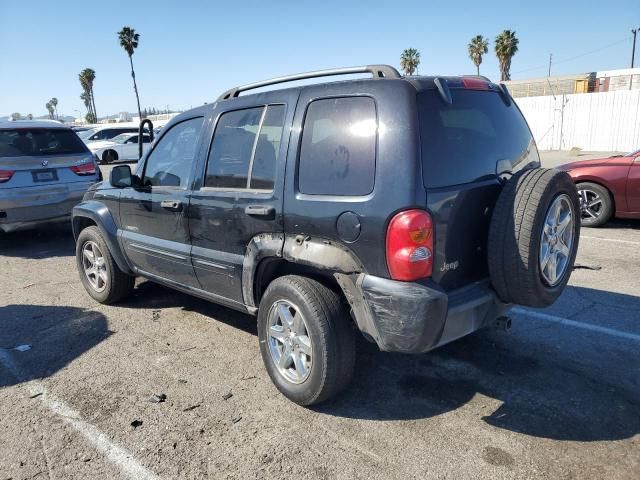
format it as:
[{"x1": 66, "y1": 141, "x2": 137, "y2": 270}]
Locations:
[
  {"x1": 632, "y1": 28, "x2": 638, "y2": 68},
  {"x1": 548, "y1": 53, "x2": 553, "y2": 77}
]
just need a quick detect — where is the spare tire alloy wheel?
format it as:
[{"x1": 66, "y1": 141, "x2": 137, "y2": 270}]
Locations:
[
  {"x1": 82, "y1": 240, "x2": 108, "y2": 292},
  {"x1": 267, "y1": 300, "x2": 312, "y2": 384},
  {"x1": 539, "y1": 194, "x2": 575, "y2": 287}
]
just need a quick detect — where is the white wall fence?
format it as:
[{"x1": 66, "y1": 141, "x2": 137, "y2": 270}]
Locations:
[{"x1": 514, "y1": 89, "x2": 640, "y2": 152}]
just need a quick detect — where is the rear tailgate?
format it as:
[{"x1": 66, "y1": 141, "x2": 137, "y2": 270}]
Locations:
[
  {"x1": 418, "y1": 84, "x2": 540, "y2": 291},
  {"x1": 0, "y1": 128, "x2": 96, "y2": 188}
]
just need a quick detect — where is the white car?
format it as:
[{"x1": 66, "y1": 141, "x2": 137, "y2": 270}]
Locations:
[
  {"x1": 78, "y1": 125, "x2": 139, "y2": 143},
  {"x1": 88, "y1": 133, "x2": 152, "y2": 163}
]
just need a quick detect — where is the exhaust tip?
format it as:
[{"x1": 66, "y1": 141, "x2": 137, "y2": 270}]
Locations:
[{"x1": 495, "y1": 316, "x2": 512, "y2": 332}]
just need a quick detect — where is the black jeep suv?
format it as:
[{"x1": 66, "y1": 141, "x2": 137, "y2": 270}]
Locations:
[{"x1": 72, "y1": 65, "x2": 580, "y2": 405}]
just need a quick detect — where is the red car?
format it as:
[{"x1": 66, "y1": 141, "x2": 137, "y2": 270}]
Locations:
[{"x1": 558, "y1": 149, "x2": 640, "y2": 227}]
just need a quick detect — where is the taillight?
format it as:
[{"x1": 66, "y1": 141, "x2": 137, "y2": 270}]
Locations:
[
  {"x1": 70, "y1": 162, "x2": 97, "y2": 176},
  {"x1": 386, "y1": 209, "x2": 433, "y2": 281},
  {"x1": 0, "y1": 170, "x2": 14, "y2": 183}
]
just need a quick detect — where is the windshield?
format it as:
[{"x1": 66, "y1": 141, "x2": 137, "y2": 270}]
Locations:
[
  {"x1": 0, "y1": 128, "x2": 89, "y2": 157},
  {"x1": 418, "y1": 89, "x2": 539, "y2": 188}
]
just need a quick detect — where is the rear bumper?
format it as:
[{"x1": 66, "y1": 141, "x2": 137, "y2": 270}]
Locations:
[
  {"x1": 336, "y1": 274, "x2": 509, "y2": 353},
  {"x1": 0, "y1": 181, "x2": 92, "y2": 232}
]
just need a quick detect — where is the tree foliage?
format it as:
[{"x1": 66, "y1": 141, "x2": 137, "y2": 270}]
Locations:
[
  {"x1": 468, "y1": 35, "x2": 489, "y2": 76},
  {"x1": 400, "y1": 48, "x2": 421, "y2": 76},
  {"x1": 495, "y1": 30, "x2": 519, "y2": 81}
]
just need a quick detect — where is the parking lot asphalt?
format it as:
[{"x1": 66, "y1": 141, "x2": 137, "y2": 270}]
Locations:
[{"x1": 1, "y1": 155, "x2": 639, "y2": 479}]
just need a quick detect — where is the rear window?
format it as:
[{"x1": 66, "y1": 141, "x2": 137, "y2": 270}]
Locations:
[
  {"x1": 0, "y1": 129, "x2": 88, "y2": 158},
  {"x1": 418, "y1": 89, "x2": 539, "y2": 188}
]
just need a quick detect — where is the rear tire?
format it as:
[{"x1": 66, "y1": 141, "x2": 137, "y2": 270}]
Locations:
[
  {"x1": 488, "y1": 168, "x2": 580, "y2": 308},
  {"x1": 257, "y1": 275, "x2": 355, "y2": 406},
  {"x1": 576, "y1": 182, "x2": 613, "y2": 228},
  {"x1": 76, "y1": 226, "x2": 134, "y2": 304}
]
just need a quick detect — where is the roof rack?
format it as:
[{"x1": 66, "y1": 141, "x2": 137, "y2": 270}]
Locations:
[{"x1": 217, "y1": 65, "x2": 401, "y2": 101}]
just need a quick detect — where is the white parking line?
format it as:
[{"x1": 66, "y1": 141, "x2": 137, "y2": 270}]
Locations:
[
  {"x1": 0, "y1": 348, "x2": 161, "y2": 480},
  {"x1": 581, "y1": 235, "x2": 640, "y2": 246},
  {"x1": 512, "y1": 307, "x2": 640, "y2": 342}
]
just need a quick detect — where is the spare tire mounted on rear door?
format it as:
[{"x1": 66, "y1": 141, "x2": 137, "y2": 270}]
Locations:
[{"x1": 488, "y1": 168, "x2": 580, "y2": 308}]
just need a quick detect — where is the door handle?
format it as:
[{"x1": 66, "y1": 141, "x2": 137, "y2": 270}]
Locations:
[
  {"x1": 160, "y1": 199, "x2": 182, "y2": 211},
  {"x1": 244, "y1": 205, "x2": 275, "y2": 217}
]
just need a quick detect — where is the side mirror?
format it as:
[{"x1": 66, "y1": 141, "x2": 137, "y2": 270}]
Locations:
[{"x1": 110, "y1": 165, "x2": 133, "y2": 188}]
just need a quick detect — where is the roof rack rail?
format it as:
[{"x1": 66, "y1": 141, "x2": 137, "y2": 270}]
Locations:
[{"x1": 217, "y1": 65, "x2": 401, "y2": 101}]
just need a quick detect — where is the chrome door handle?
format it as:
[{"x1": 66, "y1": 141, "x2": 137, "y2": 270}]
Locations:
[
  {"x1": 244, "y1": 205, "x2": 275, "y2": 217},
  {"x1": 160, "y1": 200, "x2": 182, "y2": 211}
]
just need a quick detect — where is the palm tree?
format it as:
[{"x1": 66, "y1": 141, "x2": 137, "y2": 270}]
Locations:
[
  {"x1": 468, "y1": 35, "x2": 489, "y2": 76},
  {"x1": 494, "y1": 30, "x2": 519, "y2": 81},
  {"x1": 117, "y1": 26, "x2": 142, "y2": 121},
  {"x1": 50, "y1": 98, "x2": 58, "y2": 120},
  {"x1": 45, "y1": 102, "x2": 54, "y2": 119},
  {"x1": 80, "y1": 91, "x2": 95, "y2": 123},
  {"x1": 79, "y1": 68, "x2": 98, "y2": 121},
  {"x1": 400, "y1": 48, "x2": 421, "y2": 76}
]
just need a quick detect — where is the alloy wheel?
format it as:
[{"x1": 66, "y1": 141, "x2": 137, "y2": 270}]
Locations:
[
  {"x1": 539, "y1": 194, "x2": 575, "y2": 286},
  {"x1": 578, "y1": 188, "x2": 603, "y2": 221},
  {"x1": 82, "y1": 241, "x2": 108, "y2": 292},
  {"x1": 267, "y1": 300, "x2": 312, "y2": 384}
]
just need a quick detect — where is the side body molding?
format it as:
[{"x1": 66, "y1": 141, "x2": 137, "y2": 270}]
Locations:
[{"x1": 72, "y1": 201, "x2": 133, "y2": 275}]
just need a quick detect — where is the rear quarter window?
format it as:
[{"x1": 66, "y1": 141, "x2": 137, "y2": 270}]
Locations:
[
  {"x1": 419, "y1": 89, "x2": 538, "y2": 187},
  {"x1": 298, "y1": 96, "x2": 377, "y2": 196},
  {"x1": 0, "y1": 128, "x2": 88, "y2": 157}
]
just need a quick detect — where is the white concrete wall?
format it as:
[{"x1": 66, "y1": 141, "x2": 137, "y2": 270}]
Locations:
[{"x1": 514, "y1": 90, "x2": 640, "y2": 151}]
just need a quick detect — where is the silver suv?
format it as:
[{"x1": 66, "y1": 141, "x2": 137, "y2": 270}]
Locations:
[{"x1": 0, "y1": 120, "x2": 101, "y2": 232}]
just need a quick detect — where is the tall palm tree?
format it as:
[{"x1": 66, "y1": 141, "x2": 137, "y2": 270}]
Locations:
[
  {"x1": 79, "y1": 68, "x2": 98, "y2": 120},
  {"x1": 400, "y1": 48, "x2": 421, "y2": 76},
  {"x1": 80, "y1": 68, "x2": 98, "y2": 120},
  {"x1": 45, "y1": 102, "x2": 54, "y2": 119},
  {"x1": 117, "y1": 26, "x2": 142, "y2": 121},
  {"x1": 50, "y1": 98, "x2": 58, "y2": 120},
  {"x1": 494, "y1": 30, "x2": 519, "y2": 81},
  {"x1": 468, "y1": 35, "x2": 489, "y2": 76}
]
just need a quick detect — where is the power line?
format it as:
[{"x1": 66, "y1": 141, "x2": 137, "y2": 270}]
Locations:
[{"x1": 512, "y1": 36, "x2": 632, "y2": 76}]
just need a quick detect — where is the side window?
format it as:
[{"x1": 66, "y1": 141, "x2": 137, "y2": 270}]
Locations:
[
  {"x1": 298, "y1": 97, "x2": 376, "y2": 196},
  {"x1": 127, "y1": 135, "x2": 139, "y2": 144},
  {"x1": 205, "y1": 104, "x2": 285, "y2": 190},
  {"x1": 142, "y1": 117, "x2": 204, "y2": 188}
]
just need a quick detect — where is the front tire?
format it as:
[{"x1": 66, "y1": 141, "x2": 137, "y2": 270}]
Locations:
[
  {"x1": 76, "y1": 226, "x2": 134, "y2": 304},
  {"x1": 576, "y1": 182, "x2": 613, "y2": 227},
  {"x1": 257, "y1": 275, "x2": 355, "y2": 406}
]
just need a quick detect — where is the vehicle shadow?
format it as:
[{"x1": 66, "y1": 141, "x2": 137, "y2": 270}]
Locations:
[
  {"x1": 118, "y1": 280, "x2": 258, "y2": 337},
  {"x1": 0, "y1": 304, "x2": 111, "y2": 388},
  {"x1": 0, "y1": 223, "x2": 74, "y2": 259},
  {"x1": 84, "y1": 279, "x2": 640, "y2": 443},
  {"x1": 314, "y1": 285, "x2": 640, "y2": 442}
]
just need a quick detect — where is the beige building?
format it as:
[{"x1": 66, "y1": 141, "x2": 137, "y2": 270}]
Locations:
[{"x1": 504, "y1": 67, "x2": 640, "y2": 98}]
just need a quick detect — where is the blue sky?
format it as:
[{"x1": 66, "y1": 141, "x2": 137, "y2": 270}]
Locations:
[{"x1": 1, "y1": 0, "x2": 638, "y2": 118}]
